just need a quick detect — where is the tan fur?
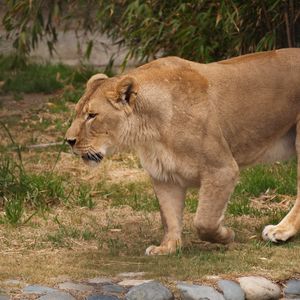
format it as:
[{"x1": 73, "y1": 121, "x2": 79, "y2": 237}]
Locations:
[{"x1": 66, "y1": 48, "x2": 300, "y2": 255}]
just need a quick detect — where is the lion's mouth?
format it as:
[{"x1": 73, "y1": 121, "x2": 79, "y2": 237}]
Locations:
[{"x1": 81, "y1": 152, "x2": 104, "y2": 163}]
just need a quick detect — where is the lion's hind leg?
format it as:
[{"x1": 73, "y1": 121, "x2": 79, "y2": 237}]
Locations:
[{"x1": 262, "y1": 123, "x2": 300, "y2": 242}]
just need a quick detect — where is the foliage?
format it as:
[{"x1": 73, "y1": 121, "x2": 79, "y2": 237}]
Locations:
[
  {"x1": 0, "y1": 54, "x2": 97, "y2": 93},
  {"x1": 2, "y1": 0, "x2": 300, "y2": 65}
]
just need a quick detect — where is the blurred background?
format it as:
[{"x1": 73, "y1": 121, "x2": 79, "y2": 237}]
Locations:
[{"x1": 1, "y1": 0, "x2": 299, "y2": 68}]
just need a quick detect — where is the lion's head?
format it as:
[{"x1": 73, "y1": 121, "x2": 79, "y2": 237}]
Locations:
[{"x1": 65, "y1": 73, "x2": 138, "y2": 167}]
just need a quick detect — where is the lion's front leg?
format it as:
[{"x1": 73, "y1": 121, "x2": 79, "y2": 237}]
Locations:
[
  {"x1": 145, "y1": 179, "x2": 186, "y2": 256},
  {"x1": 194, "y1": 164, "x2": 239, "y2": 244}
]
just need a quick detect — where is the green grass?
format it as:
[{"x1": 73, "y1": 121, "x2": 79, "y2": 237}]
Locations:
[
  {"x1": 91, "y1": 160, "x2": 297, "y2": 220},
  {"x1": 96, "y1": 180, "x2": 160, "y2": 211},
  {"x1": 0, "y1": 154, "x2": 95, "y2": 225},
  {"x1": 0, "y1": 54, "x2": 102, "y2": 94}
]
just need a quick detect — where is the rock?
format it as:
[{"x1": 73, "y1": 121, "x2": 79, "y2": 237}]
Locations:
[
  {"x1": 38, "y1": 291, "x2": 76, "y2": 300},
  {"x1": 87, "y1": 296, "x2": 120, "y2": 300},
  {"x1": 284, "y1": 279, "x2": 300, "y2": 298},
  {"x1": 238, "y1": 276, "x2": 281, "y2": 300},
  {"x1": 118, "y1": 279, "x2": 153, "y2": 287},
  {"x1": 204, "y1": 276, "x2": 221, "y2": 281},
  {"x1": 88, "y1": 278, "x2": 112, "y2": 284},
  {"x1": 102, "y1": 283, "x2": 126, "y2": 294},
  {"x1": 126, "y1": 281, "x2": 173, "y2": 300},
  {"x1": 23, "y1": 285, "x2": 59, "y2": 294},
  {"x1": 177, "y1": 283, "x2": 224, "y2": 300},
  {"x1": 217, "y1": 280, "x2": 245, "y2": 300},
  {"x1": 3, "y1": 279, "x2": 24, "y2": 286},
  {"x1": 58, "y1": 282, "x2": 94, "y2": 292},
  {"x1": 118, "y1": 272, "x2": 146, "y2": 278}
]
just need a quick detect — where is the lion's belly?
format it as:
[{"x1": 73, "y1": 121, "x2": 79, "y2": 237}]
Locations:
[
  {"x1": 137, "y1": 144, "x2": 200, "y2": 187},
  {"x1": 254, "y1": 127, "x2": 296, "y2": 165},
  {"x1": 233, "y1": 126, "x2": 296, "y2": 167}
]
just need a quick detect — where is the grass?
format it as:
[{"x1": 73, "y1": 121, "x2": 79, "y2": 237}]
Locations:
[
  {"x1": 0, "y1": 154, "x2": 96, "y2": 225},
  {"x1": 0, "y1": 54, "x2": 98, "y2": 95},
  {"x1": 0, "y1": 56, "x2": 299, "y2": 285}
]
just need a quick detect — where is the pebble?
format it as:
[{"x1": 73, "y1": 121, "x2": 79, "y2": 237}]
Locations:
[
  {"x1": 38, "y1": 291, "x2": 76, "y2": 300},
  {"x1": 23, "y1": 285, "x2": 59, "y2": 294},
  {"x1": 86, "y1": 295, "x2": 120, "y2": 300},
  {"x1": 125, "y1": 281, "x2": 173, "y2": 300},
  {"x1": 118, "y1": 279, "x2": 153, "y2": 287},
  {"x1": 217, "y1": 280, "x2": 245, "y2": 300},
  {"x1": 58, "y1": 282, "x2": 94, "y2": 292},
  {"x1": 238, "y1": 276, "x2": 281, "y2": 300},
  {"x1": 284, "y1": 279, "x2": 300, "y2": 298},
  {"x1": 177, "y1": 283, "x2": 224, "y2": 300}
]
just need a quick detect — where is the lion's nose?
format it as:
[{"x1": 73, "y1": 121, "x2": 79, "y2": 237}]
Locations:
[{"x1": 66, "y1": 138, "x2": 76, "y2": 147}]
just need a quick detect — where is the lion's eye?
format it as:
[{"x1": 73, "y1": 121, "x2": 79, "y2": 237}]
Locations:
[{"x1": 87, "y1": 113, "x2": 97, "y2": 120}]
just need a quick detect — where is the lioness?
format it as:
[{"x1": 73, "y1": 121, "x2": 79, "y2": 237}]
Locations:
[{"x1": 66, "y1": 48, "x2": 300, "y2": 255}]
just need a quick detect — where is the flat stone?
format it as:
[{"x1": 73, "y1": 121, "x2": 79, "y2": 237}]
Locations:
[
  {"x1": 58, "y1": 282, "x2": 94, "y2": 292},
  {"x1": 102, "y1": 283, "x2": 126, "y2": 294},
  {"x1": 126, "y1": 281, "x2": 173, "y2": 300},
  {"x1": 88, "y1": 278, "x2": 112, "y2": 284},
  {"x1": 238, "y1": 276, "x2": 281, "y2": 300},
  {"x1": 284, "y1": 279, "x2": 300, "y2": 298},
  {"x1": 0, "y1": 295, "x2": 10, "y2": 300},
  {"x1": 38, "y1": 291, "x2": 76, "y2": 300},
  {"x1": 217, "y1": 280, "x2": 245, "y2": 300},
  {"x1": 23, "y1": 285, "x2": 59, "y2": 294},
  {"x1": 118, "y1": 279, "x2": 153, "y2": 287},
  {"x1": 177, "y1": 283, "x2": 224, "y2": 300},
  {"x1": 118, "y1": 272, "x2": 146, "y2": 278},
  {"x1": 87, "y1": 296, "x2": 120, "y2": 300},
  {"x1": 3, "y1": 279, "x2": 24, "y2": 286}
]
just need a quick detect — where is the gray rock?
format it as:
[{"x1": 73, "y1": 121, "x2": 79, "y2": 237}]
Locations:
[
  {"x1": 126, "y1": 281, "x2": 173, "y2": 300},
  {"x1": 217, "y1": 280, "x2": 245, "y2": 300},
  {"x1": 87, "y1": 296, "x2": 120, "y2": 300},
  {"x1": 38, "y1": 291, "x2": 76, "y2": 300},
  {"x1": 284, "y1": 279, "x2": 300, "y2": 298},
  {"x1": 102, "y1": 283, "x2": 126, "y2": 294},
  {"x1": 177, "y1": 283, "x2": 224, "y2": 300},
  {"x1": 0, "y1": 295, "x2": 10, "y2": 300},
  {"x1": 238, "y1": 276, "x2": 281, "y2": 300},
  {"x1": 58, "y1": 282, "x2": 94, "y2": 292},
  {"x1": 23, "y1": 285, "x2": 58, "y2": 294}
]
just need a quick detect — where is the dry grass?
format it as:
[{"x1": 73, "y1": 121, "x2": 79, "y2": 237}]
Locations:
[{"x1": 1, "y1": 92, "x2": 300, "y2": 287}]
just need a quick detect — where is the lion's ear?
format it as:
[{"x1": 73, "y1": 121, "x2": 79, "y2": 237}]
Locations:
[
  {"x1": 116, "y1": 76, "x2": 138, "y2": 107},
  {"x1": 86, "y1": 73, "x2": 108, "y2": 90}
]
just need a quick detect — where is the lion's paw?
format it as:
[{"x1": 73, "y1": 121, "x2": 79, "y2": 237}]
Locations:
[
  {"x1": 145, "y1": 241, "x2": 180, "y2": 256},
  {"x1": 145, "y1": 245, "x2": 169, "y2": 256},
  {"x1": 262, "y1": 224, "x2": 296, "y2": 242}
]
